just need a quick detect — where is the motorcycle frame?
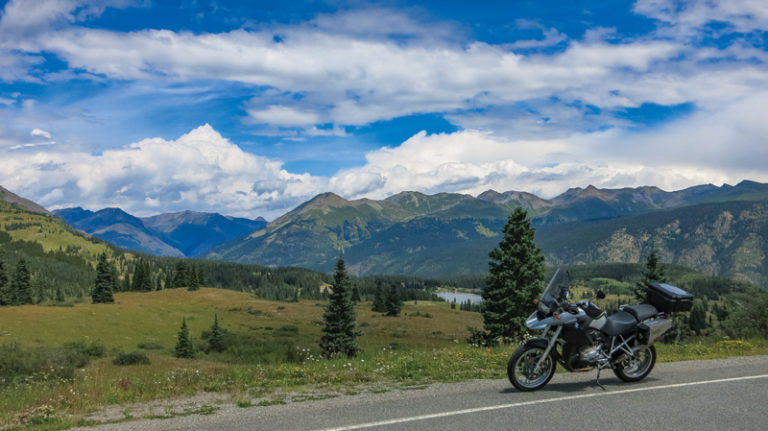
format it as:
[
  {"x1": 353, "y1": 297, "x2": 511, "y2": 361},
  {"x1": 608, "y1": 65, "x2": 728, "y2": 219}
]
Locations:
[{"x1": 531, "y1": 322, "x2": 641, "y2": 374}]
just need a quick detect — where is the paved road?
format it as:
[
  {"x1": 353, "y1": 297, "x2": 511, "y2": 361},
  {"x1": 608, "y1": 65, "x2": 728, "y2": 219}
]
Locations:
[{"x1": 75, "y1": 356, "x2": 768, "y2": 431}]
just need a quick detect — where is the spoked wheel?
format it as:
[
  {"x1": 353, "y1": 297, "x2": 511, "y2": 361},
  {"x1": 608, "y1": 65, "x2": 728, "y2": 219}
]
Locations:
[
  {"x1": 613, "y1": 344, "x2": 656, "y2": 382},
  {"x1": 507, "y1": 345, "x2": 556, "y2": 391}
]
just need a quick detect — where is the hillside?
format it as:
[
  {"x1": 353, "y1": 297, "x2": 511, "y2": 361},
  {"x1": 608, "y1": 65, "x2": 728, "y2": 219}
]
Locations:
[
  {"x1": 54, "y1": 207, "x2": 267, "y2": 258},
  {"x1": 0, "y1": 197, "x2": 116, "y2": 298},
  {"x1": 206, "y1": 181, "x2": 768, "y2": 284}
]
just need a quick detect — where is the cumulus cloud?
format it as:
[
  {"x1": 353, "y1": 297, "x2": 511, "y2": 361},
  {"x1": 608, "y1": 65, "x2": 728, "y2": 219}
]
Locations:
[
  {"x1": 0, "y1": 124, "x2": 325, "y2": 218},
  {"x1": 328, "y1": 125, "x2": 767, "y2": 201}
]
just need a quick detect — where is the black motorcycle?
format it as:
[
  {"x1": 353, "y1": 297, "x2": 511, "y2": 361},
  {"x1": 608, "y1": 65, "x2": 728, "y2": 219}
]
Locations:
[{"x1": 508, "y1": 268, "x2": 693, "y2": 391}]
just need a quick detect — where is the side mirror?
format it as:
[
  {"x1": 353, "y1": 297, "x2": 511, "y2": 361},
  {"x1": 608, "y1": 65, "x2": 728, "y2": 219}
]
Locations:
[{"x1": 596, "y1": 290, "x2": 606, "y2": 299}]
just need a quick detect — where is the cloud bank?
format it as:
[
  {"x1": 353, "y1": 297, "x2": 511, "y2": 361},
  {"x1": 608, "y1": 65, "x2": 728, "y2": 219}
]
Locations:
[{"x1": 0, "y1": 0, "x2": 766, "y2": 218}]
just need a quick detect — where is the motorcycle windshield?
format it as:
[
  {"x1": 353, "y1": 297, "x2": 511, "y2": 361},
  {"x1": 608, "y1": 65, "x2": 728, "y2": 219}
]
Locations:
[{"x1": 538, "y1": 268, "x2": 569, "y2": 314}]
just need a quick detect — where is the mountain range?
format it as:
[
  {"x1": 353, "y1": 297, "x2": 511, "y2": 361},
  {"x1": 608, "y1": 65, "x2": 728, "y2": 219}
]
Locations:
[
  {"x1": 203, "y1": 180, "x2": 768, "y2": 285},
  {"x1": 8, "y1": 180, "x2": 768, "y2": 286},
  {"x1": 53, "y1": 207, "x2": 266, "y2": 258}
]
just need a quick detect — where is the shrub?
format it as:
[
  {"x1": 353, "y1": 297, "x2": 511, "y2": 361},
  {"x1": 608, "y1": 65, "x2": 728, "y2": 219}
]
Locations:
[
  {"x1": 0, "y1": 342, "x2": 106, "y2": 385},
  {"x1": 113, "y1": 351, "x2": 151, "y2": 366}
]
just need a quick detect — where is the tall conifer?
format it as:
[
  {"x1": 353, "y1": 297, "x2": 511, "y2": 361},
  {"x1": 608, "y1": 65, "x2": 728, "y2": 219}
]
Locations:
[
  {"x1": 634, "y1": 245, "x2": 666, "y2": 301},
  {"x1": 371, "y1": 281, "x2": 386, "y2": 312},
  {"x1": 207, "y1": 314, "x2": 225, "y2": 353},
  {"x1": 482, "y1": 207, "x2": 544, "y2": 345},
  {"x1": 384, "y1": 284, "x2": 403, "y2": 317},
  {"x1": 92, "y1": 253, "x2": 115, "y2": 304},
  {"x1": 175, "y1": 318, "x2": 194, "y2": 358},
  {"x1": 11, "y1": 258, "x2": 33, "y2": 305},
  {"x1": 0, "y1": 253, "x2": 9, "y2": 306},
  {"x1": 320, "y1": 258, "x2": 360, "y2": 358}
]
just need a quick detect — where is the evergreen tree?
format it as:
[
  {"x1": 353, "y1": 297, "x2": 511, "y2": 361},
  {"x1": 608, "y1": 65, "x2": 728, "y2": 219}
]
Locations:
[
  {"x1": 482, "y1": 207, "x2": 545, "y2": 345},
  {"x1": 689, "y1": 301, "x2": 707, "y2": 335},
  {"x1": 320, "y1": 258, "x2": 360, "y2": 358},
  {"x1": 165, "y1": 269, "x2": 174, "y2": 290},
  {"x1": 207, "y1": 313, "x2": 225, "y2": 353},
  {"x1": 121, "y1": 275, "x2": 131, "y2": 293},
  {"x1": 384, "y1": 284, "x2": 403, "y2": 317},
  {"x1": 55, "y1": 287, "x2": 65, "y2": 303},
  {"x1": 633, "y1": 245, "x2": 666, "y2": 301},
  {"x1": 371, "y1": 281, "x2": 386, "y2": 312},
  {"x1": 11, "y1": 258, "x2": 33, "y2": 305},
  {"x1": 173, "y1": 261, "x2": 189, "y2": 288},
  {"x1": 188, "y1": 265, "x2": 200, "y2": 291},
  {"x1": 196, "y1": 265, "x2": 206, "y2": 287},
  {"x1": 92, "y1": 253, "x2": 115, "y2": 304},
  {"x1": 175, "y1": 318, "x2": 194, "y2": 358},
  {"x1": 351, "y1": 285, "x2": 361, "y2": 303},
  {"x1": 0, "y1": 253, "x2": 9, "y2": 306},
  {"x1": 132, "y1": 259, "x2": 153, "y2": 291}
]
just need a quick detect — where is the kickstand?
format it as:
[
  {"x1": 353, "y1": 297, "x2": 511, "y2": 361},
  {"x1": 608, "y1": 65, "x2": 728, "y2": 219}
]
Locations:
[{"x1": 595, "y1": 367, "x2": 606, "y2": 391}]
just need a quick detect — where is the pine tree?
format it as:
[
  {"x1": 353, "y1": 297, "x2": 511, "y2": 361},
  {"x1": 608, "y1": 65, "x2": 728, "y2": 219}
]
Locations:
[
  {"x1": 92, "y1": 253, "x2": 115, "y2": 304},
  {"x1": 371, "y1": 281, "x2": 386, "y2": 312},
  {"x1": 384, "y1": 284, "x2": 403, "y2": 317},
  {"x1": 165, "y1": 269, "x2": 174, "y2": 289},
  {"x1": 634, "y1": 245, "x2": 667, "y2": 301},
  {"x1": 207, "y1": 314, "x2": 225, "y2": 353},
  {"x1": 0, "y1": 253, "x2": 9, "y2": 306},
  {"x1": 482, "y1": 207, "x2": 545, "y2": 345},
  {"x1": 196, "y1": 265, "x2": 206, "y2": 287},
  {"x1": 11, "y1": 258, "x2": 33, "y2": 305},
  {"x1": 689, "y1": 301, "x2": 707, "y2": 335},
  {"x1": 320, "y1": 258, "x2": 360, "y2": 358},
  {"x1": 173, "y1": 261, "x2": 189, "y2": 288},
  {"x1": 175, "y1": 318, "x2": 194, "y2": 358},
  {"x1": 351, "y1": 285, "x2": 361, "y2": 303},
  {"x1": 188, "y1": 265, "x2": 200, "y2": 291}
]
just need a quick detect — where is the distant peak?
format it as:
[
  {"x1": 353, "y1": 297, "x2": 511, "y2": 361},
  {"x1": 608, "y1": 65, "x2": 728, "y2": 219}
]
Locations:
[
  {"x1": 478, "y1": 189, "x2": 501, "y2": 199},
  {"x1": 295, "y1": 192, "x2": 350, "y2": 212}
]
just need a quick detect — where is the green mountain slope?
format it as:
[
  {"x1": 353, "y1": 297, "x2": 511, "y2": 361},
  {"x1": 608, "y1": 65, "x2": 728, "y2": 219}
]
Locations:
[{"x1": 206, "y1": 181, "x2": 768, "y2": 284}]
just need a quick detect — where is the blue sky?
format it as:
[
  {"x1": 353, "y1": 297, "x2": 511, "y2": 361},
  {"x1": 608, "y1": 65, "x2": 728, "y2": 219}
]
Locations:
[{"x1": 1, "y1": 0, "x2": 767, "y2": 218}]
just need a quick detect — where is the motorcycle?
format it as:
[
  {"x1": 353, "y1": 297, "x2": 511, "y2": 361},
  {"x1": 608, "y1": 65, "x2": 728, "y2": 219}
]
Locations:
[{"x1": 508, "y1": 268, "x2": 693, "y2": 391}]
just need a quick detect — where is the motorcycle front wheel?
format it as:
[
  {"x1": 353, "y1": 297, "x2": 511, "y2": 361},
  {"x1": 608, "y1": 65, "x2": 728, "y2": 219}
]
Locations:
[
  {"x1": 612, "y1": 344, "x2": 656, "y2": 382},
  {"x1": 507, "y1": 345, "x2": 556, "y2": 391}
]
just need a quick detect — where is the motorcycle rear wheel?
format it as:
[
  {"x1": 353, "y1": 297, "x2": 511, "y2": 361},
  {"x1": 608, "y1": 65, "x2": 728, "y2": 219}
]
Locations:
[
  {"x1": 612, "y1": 344, "x2": 656, "y2": 382},
  {"x1": 507, "y1": 345, "x2": 556, "y2": 391}
]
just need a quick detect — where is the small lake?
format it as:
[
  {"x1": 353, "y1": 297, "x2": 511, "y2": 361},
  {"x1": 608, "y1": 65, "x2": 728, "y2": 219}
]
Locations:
[{"x1": 436, "y1": 292, "x2": 483, "y2": 304}]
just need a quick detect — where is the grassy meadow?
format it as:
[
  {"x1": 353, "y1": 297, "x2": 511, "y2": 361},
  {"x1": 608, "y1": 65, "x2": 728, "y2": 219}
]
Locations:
[{"x1": 1, "y1": 288, "x2": 767, "y2": 431}]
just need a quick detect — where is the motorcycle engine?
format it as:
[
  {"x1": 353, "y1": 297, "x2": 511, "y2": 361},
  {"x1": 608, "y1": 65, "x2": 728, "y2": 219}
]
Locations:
[
  {"x1": 579, "y1": 329, "x2": 605, "y2": 364},
  {"x1": 579, "y1": 344, "x2": 603, "y2": 363}
]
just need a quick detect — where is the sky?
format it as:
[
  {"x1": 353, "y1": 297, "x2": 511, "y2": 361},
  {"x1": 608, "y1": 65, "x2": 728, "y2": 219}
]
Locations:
[{"x1": 0, "y1": 0, "x2": 767, "y2": 219}]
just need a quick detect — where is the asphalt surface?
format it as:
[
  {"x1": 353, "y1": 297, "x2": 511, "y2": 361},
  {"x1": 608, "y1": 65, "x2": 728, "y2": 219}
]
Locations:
[{"x1": 73, "y1": 355, "x2": 768, "y2": 431}]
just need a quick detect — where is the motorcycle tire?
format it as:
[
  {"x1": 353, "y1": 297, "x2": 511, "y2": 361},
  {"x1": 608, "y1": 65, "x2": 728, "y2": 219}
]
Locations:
[
  {"x1": 612, "y1": 344, "x2": 656, "y2": 382},
  {"x1": 507, "y1": 344, "x2": 556, "y2": 391}
]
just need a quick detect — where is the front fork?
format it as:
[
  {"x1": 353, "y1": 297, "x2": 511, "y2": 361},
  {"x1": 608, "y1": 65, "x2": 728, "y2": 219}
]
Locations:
[{"x1": 532, "y1": 326, "x2": 562, "y2": 374}]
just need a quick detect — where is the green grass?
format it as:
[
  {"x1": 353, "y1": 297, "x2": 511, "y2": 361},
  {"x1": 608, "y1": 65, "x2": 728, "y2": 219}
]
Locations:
[{"x1": 0, "y1": 288, "x2": 765, "y2": 431}]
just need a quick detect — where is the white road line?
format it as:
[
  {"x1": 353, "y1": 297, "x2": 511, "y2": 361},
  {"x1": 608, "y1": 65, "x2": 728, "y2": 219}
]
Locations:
[{"x1": 314, "y1": 374, "x2": 768, "y2": 431}]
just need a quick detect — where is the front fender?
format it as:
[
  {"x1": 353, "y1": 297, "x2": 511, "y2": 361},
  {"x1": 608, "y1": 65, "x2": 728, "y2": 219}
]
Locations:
[
  {"x1": 524, "y1": 338, "x2": 549, "y2": 350},
  {"x1": 523, "y1": 337, "x2": 561, "y2": 363}
]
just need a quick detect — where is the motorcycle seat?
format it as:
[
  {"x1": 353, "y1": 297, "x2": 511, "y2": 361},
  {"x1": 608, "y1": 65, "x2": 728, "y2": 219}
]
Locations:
[
  {"x1": 602, "y1": 310, "x2": 638, "y2": 336},
  {"x1": 621, "y1": 304, "x2": 658, "y2": 321}
]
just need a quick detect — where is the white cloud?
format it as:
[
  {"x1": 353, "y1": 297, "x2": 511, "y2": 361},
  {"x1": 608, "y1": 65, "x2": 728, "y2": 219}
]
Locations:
[
  {"x1": 634, "y1": 0, "x2": 768, "y2": 36},
  {"x1": 31, "y1": 128, "x2": 52, "y2": 139},
  {"x1": 0, "y1": 124, "x2": 325, "y2": 218},
  {"x1": 0, "y1": 0, "x2": 765, "y2": 137},
  {"x1": 246, "y1": 105, "x2": 320, "y2": 126}
]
